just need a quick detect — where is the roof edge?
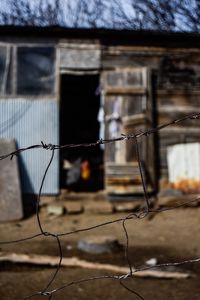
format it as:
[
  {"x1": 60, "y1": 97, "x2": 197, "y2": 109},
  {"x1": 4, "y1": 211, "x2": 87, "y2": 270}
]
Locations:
[{"x1": 0, "y1": 25, "x2": 200, "y2": 47}]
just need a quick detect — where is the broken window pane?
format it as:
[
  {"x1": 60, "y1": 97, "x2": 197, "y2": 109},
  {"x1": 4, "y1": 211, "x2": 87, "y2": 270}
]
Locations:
[
  {"x1": 5, "y1": 47, "x2": 13, "y2": 95},
  {"x1": 0, "y1": 46, "x2": 11, "y2": 95},
  {"x1": 17, "y1": 47, "x2": 55, "y2": 95}
]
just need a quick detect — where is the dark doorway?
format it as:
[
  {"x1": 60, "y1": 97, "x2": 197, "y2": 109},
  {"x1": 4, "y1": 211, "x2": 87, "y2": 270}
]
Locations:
[{"x1": 60, "y1": 74, "x2": 103, "y2": 191}]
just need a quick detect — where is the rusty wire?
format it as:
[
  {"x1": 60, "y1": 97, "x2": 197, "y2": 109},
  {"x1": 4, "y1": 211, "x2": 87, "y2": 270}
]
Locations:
[{"x1": 0, "y1": 112, "x2": 200, "y2": 299}]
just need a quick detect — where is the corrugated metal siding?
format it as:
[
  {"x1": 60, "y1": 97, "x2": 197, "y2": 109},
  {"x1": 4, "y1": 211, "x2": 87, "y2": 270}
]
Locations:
[
  {"x1": 167, "y1": 143, "x2": 200, "y2": 192},
  {"x1": 0, "y1": 99, "x2": 59, "y2": 194}
]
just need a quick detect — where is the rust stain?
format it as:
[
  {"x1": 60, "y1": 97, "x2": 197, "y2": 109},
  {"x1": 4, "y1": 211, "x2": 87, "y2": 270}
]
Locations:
[{"x1": 171, "y1": 179, "x2": 200, "y2": 193}]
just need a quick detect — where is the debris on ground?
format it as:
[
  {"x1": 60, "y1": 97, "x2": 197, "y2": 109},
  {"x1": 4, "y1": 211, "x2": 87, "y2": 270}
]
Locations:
[
  {"x1": 47, "y1": 204, "x2": 65, "y2": 216},
  {"x1": 77, "y1": 235, "x2": 121, "y2": 254}
]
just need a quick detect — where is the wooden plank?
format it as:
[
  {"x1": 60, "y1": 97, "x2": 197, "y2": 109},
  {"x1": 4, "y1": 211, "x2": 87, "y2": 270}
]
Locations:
[
  {"x1": 105, "y1": 87, "x2": 146, "y2": 95},
  {"x1": 158, "y1": 111, "x2": 200, "y2": 126},
  {"x1": 157, "y1": 89, "x2": 200, "y2": 96},
  {"x1": 104, "y1": 68, "x2": 145, "y2": 86},
  {"x1": 105, "y1": 162, "x2": 139, "y2": 173},
  {"x1": 103, "y1": 68, "x2": 155, "y2": 195},
  {"x1": 0, "y1": 138, "x2": 23, "y2": 221},
  {"x1": 106, "y1": 184, "x2": 152, "y2": 194},
  {"x1": 123, "y1": 114, "x2": 146, "y2": 126},
  {"x1": 158, "y1": 106, "x2": 200, "y2": 114},
  {"x1": 104, "y1": 45, "x2": 200, "y2": 55},
  {"x1": 106, "y1": 177, "x2": 142, "y2": 185},
  {"x1": 60, "y1": 47, "x2": 100, "y2": 69}
]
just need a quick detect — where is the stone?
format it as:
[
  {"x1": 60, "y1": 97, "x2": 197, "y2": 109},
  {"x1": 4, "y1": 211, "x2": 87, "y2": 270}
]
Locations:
[
  {"x1": 47, "y1": 204, "x2": 65, "y2": 216},
  {"x1": 0, "y1": 138, "x2": 23, "y2": 221},
  {"x1": 64, "y1": 202, "x2": 83, "y2": 214},
  {"x1": 77, "y1": 235, "x2": 121, "y2": 254},
  {"x1": 145, "y1": 258, "x2": 158, "y2": 266}
]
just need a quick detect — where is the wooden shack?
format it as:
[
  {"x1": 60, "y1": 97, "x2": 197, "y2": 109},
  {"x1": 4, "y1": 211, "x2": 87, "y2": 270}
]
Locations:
[{"x1": 0, "y1": 26, "x2": 200, "y2": 196}]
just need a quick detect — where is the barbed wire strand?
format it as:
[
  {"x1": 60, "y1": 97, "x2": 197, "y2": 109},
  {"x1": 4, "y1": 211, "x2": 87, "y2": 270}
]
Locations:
[
  {"x1": 0, "y1": 112, "x2": 200, "y2": 162},
  {"x1": 0, "y1": 197, "x2": 199, "y2": 245},
  {"x1": 0, "y1": 112, "x2": 200, "y2": 299}
]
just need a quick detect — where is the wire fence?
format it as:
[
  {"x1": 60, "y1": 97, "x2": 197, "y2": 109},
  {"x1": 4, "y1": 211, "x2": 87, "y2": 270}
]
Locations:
[{"x1": 1, "y1": 112, "x2": 200, "y2": 300}]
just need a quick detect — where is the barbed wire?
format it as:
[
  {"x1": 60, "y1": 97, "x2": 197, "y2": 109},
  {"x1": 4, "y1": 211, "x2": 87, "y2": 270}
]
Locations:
[
  {"x1": 0, "y1": 111, "x2": 200, "y2": 300},
  {"x1": 1, "y1": 112, "x2": 200, "y2": 161}
]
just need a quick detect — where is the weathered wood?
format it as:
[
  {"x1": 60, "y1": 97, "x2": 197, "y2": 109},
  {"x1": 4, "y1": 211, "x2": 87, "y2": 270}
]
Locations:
[
  {"x1": 123, "y1": 114, "x2": 146, "y2": 127},
  {"x1": 105, "y1": 87, "x2": 146, "y2": 95},
  {"x1": 104, "y1": 69, "x2": 145, "y2": 87},
  {"x1": 103, "y1": 45, "x2": 200, "y2": 56},
  {"x1": 158, "y1": 112, "x2": 200, "y2": 126},
  {"x1": 158, "y1": 92, "x2": 200, "y2": 108},
  {"x1": 0, "y1": 252, "x2": 190, "y2": 279},
  {"x1": 60, "y1": 47, "x2": 100, "y2": 69},
  {"x1": 103, "y1": 68, "x2": 155, "y2": 195}
]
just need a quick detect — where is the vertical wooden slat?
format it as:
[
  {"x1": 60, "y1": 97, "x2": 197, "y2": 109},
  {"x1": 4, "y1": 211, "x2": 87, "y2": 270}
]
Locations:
[{"x1": 103, "y1": 68, "x2": 155, "y2": 195}]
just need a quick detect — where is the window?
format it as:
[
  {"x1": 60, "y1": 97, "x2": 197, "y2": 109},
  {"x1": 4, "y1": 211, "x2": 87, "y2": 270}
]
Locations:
[
  {"x1": 0, "y1": 46, "x2": 12, "y2": 95},
  {"x1": 17, "y1": 47, "x2": 55, "y2": 95},
  {"x1": 0, "y1": 45, "x2": 55, "y2": 97}
]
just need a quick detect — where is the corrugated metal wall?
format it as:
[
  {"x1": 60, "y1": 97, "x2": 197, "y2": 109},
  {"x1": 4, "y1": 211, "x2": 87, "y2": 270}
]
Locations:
[{"x1": 0, "y1": 99, "x2": 59, "y2": 194}]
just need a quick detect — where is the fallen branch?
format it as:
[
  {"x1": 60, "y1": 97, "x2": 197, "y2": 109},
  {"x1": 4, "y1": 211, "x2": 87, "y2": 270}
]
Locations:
[{"x1": 0, "y1": 252, "x2": 190, "y2": 279}]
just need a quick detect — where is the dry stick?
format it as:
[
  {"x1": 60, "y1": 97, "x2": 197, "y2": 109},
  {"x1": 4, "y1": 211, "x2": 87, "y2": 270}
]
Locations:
[{"x1": 0, "y1": 252, "x2": 191, "y2": 279}]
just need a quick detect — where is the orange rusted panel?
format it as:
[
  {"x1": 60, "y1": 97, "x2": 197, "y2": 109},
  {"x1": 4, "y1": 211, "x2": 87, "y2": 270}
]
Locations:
[
  {"x1": 167, "y1": 143, "x2": 200, "y2": 193},
  {"x1": 171, "y1": 179, "x2": 200, "y2": 193}
]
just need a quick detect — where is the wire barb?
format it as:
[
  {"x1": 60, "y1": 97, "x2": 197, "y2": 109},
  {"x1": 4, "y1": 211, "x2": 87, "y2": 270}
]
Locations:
[{"x1": 0, "y1": 111, "x2": 200, "y2": 299}]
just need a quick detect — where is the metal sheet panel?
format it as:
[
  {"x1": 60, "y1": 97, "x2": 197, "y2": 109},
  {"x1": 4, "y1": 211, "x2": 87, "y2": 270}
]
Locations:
[
  {"x1": 167, "y1": 143, "x2": 200, "y2": 192},
  {"x1": 0, "y1": 99, "x2": 59, "y2": 194}
]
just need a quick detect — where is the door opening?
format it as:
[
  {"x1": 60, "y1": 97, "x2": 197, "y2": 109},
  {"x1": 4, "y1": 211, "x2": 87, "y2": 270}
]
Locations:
[{"x1": 60, "y1": 74, "x2": 103, "y2": 191}]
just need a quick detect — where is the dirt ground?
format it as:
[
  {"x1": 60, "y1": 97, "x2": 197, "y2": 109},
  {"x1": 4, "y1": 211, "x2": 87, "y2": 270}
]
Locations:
[{"x1": 0, "y1": 196, "x2": 200, "y2": 300}]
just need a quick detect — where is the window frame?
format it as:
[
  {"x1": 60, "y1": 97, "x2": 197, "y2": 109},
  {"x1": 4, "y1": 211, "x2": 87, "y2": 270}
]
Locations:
[{"x1": 0, "y1": 42, "x2": 57, "y2": 99}]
